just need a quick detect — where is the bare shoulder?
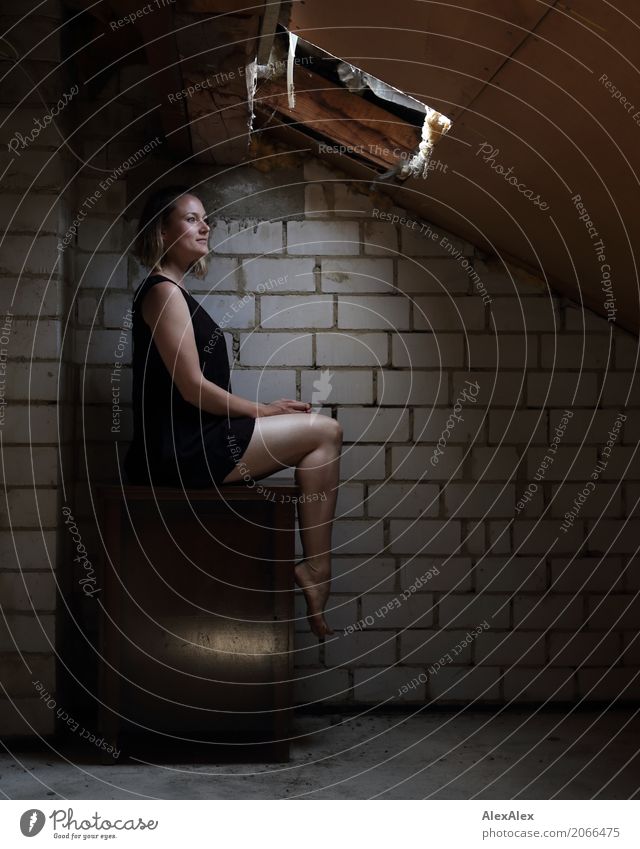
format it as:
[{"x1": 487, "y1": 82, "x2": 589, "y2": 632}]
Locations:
[{"x1": 140, "y1": 280, "x2": 189, "y2": 326}]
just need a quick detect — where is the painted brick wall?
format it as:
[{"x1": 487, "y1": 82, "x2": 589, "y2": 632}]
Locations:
[{"x1": 2, "y1": 33, "x2": 639, "y2": 739}]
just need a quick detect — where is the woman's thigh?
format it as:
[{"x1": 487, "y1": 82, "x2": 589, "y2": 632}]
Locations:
[{"x1": 222, "y1": 413, "x2": 340, "y2": 483}]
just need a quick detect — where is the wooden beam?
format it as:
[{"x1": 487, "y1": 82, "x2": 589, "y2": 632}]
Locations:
[{"x1": 108, "y1": 0, "x2": 192, "y2": 159}]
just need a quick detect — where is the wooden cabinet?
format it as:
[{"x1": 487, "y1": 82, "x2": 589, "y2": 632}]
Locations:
[{"x1": 95, "y1": 483, "x2": 298, "y2": 762}]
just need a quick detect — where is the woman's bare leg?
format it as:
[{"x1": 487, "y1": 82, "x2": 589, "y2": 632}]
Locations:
[{"x1": 222, "y1": 413, "x2": 343, "y2": 638}]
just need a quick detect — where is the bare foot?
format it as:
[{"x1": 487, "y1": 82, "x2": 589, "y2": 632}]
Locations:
[{"x1": 294, "y1": 558, "x2": 334, "y2": 639}]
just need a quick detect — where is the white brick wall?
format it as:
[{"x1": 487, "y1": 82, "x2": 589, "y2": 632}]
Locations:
[{"x1": 6, "y1": 48, "x2": 637, "y2": 735}]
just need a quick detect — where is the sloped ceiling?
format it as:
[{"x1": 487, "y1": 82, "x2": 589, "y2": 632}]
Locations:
[
  {"x1": 287, "y1": 0, "x2": 640, "y2": 334},
  {"x1": 63, "y1": 0, "x2": 640, "y2": 334}
]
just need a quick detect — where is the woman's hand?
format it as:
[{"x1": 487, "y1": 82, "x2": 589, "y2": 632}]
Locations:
[{"x1": 257, "y1": 399, "x2": 312, "y2": 417}]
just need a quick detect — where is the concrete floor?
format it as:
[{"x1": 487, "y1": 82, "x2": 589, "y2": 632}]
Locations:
[{"x1": 2, "y1": 708, "x2": 640, "y2": 799}]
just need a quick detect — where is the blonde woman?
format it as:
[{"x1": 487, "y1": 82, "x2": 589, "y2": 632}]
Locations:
[{"x1": 124, "y1": 185, "x2": 342, "y2": 639}]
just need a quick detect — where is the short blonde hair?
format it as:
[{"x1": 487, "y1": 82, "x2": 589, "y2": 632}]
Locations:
[{"x1": 132, "y1": 185, "x2": 209, "y2": 280}]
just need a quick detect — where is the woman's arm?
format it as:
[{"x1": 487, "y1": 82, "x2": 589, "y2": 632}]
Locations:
[{"x1": 141, "y1": 282, "x2": 265, "y2": 418}]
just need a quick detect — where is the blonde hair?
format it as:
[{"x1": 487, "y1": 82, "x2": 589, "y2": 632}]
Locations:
[{"x1": 132, "y1": 185, "x2": 209, "y2": 280}]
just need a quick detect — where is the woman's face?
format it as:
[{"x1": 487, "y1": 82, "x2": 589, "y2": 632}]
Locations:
[{"x1": 160, "y1": 194, "x2": 210, "y2": 265}]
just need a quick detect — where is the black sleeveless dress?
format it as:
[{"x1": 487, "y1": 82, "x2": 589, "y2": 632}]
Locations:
[{"x1": 123, "y1": 274, "x2": 256, "y2": 488}]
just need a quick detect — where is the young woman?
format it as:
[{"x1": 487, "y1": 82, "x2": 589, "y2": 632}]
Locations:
[{"x1": 124, "y1": 185, "x2": 343, "y2": 639}]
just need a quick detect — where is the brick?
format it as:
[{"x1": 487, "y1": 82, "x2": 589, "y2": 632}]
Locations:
[
  {"x1": 541, "y1": 334, "x2": 612, "y2": 369},
  {"x1": 513, "y1": 595, "x2": 582, "y2": 629},
  {"x1": 338, "y1": 296, "x2": 410, "y2": 329},
  {"x1": 361, "y1": 592, "x2": 434, "y2": 629},
  {"x1": 0, "y1": 193, "x2": 60, "y2": 233},
  {"x1": 414, "y1": 407, "x2": 485, "y2": 443},
  {"x1": 0, "y1": 654, "x2": 55, "y2": 696},
  {"x1": 471, "y1": 448, "x2": 521, "y2": 480},
  {"x1": 399, "y1": 224, "x2": 473, "y2": 258},
  {"x1": 0, "y1": 572, "x2": 56, "y2": 610},
  {"x1": 103, "y1": 294, "x2": 134, "y2": 328},
  {"x1": 391, "y1": 445, "x2": 464, "y2": 481},
  {"x1": 294, "y1": 592, "x2": 357, "y2": 633},
  {"x1": 356, "y1": 665, "x2": 426, "y2": 702},
  {"x1": 378, "y1": 370, "x2": 448, "y2": 406},
  {"x1": 325, "y1": 630, "x2": 396, "y2": 667},
  {"x1": 549, "y1": 633, "x2": 621, "y2": 667},
  {"x1": 260, "y1": 294, "x2": 332, "y2": 329},
  {"x1": 550, "y1": 483, "x2": 622, "y2": 518},
  {"x1": 363, "y1": 220, "x2": 399, "y2": 256},
  {"x1": 399, "y1": 557, "x2": 473, "y2": 592},
  {"x1": 229, "y1": 368, "x2": 296, "y2": 403},
  {"x1": 476, "y1": 556, "x2": 546, "y2": 591},
  {"x1": 212, "y1": 219, "x2": 283, "y2": 255},
  {"x1": 475, "y1": 630, "x2": 545, "y2": 665},
  {"x1": 451, "y1": 371, "x2": 518, "y2": 407},
  {"x1": 0, "y1": 404, "x2": 58, "y2": 443},
  {"x1": 0, "y1": 235, "x2": 58, "y2": 276},
  {"x1": 467, "y1": 333, "x2": 538, "y2": 369},
  {"x1": 238, "y1": 332, "x2": 312, "y2": 366},
  {"x1": 397, "y1": 258, "x2": 469, "y2": 294},
  {"x1": 367, "y1": 483, "x2": 439, "y2": 518},
  {"x1": 413, "y1": 296, "x2": 485, "y2": 331},
  {"x1": 321, "y1": 257, "x2": 393, "y2": 292},
  {"x1": 241, "y1": 256, "x2": 315, "y2": 292},
  {"x1": 550, "y1": 557, "x2": 623, "y2": 593},
  {"x1": 503, "y1": 667, "x2": 575, "y2": 702},
  {"x1": 604, "y1": 372, "x2": 640, "y2": 408},
  {"x1": 465, "y1": 520, "x2": 513, "y2": 556},
  {"x1": 615, "y1": 330, "x2": 638, "y2": 369},
  {"x1": 2, "y1": 448, "x2": 58, "y2": 486},
  {"x1": 0, "y1": 277, "x2": 62, "y2": 316},
  {"x1": 400, "y1": 629, "x2": 473, "y2": 664},
  {"x1": 73, "y1": 329, "x2": 131, "y2": 365},
  {"x1": 577, "y1": 667, "x2": 640, "y2": 701},
  {"x1": 0, "y1": 698, "x2": 55, "y2": 737},
  {"x1": 444, "y1": 483, "x2": 515, "y2": 518},
  {"x1": 77, "y1": 217, "x2": 123, "y2": 252},
  {"x1": 489, "y1": 410, "x2": 548, "y2": 445},
  {"x1": 438, "y1": 593, "x2": 509, "y2": 628},
  {"x1": 597, "y1": 447, "x2": 640, "y2": 481},
  {"x1": 472, "y1": 261, "x2": 543, "y2": 296},
  {"x1": 489, "y1": 297, "x2": 561, "y2": 332},
  {"x1": 83, "y1": 366, "x2": 132, "y2": 404},
  {"x1": 317, "y1": 332, "x2": 388, "y2": 366},
  {"x1": 585, "y1": 520, "x2": 640, "y2": 555},
  {"x1": 74, "y1": 252, "x2": 127, "y2": 289},
  {"x1": 339, "y1": 407, "x2": 409, "y2": 442},
  {"x1": 335, "y1": 483, "x2": 365, "y2": 518},
  {"x1": 565, "y1": 306, "x2": 614, "y2": 332},
  {"x1": 391, "y1": 332, "x2": 463, "y2": 367},
  {"x1": 586, "y1": 594, "x2": 640, "y2": 629},
  {"x1": 513, "y1": 520, "x2": 585, "y2": 554},
  {"x1": 389, "y1": 519, "x2": 461, "y2": 556},
  {"x1": 301, "y1": 369, "x2": 372, "y2": 404},
  {"x1": 429, "y1": 666, "x2": 501, "y2": 702},
  {"x1": 331, "y1": 558, "x2": 396, "y2": 594},
  {"x1": 287, "y1": 221, "x2": 359, "y2": 255},
  {"x1": 3, "y1": 151, "x2": 66, "y2": 192},
  {"x1": 293, "y1": 667, "x2": 350, "y2": 704},
  {"x1": 526, "y1": 447, "x2": 598, "y2": 481},
  {"x1": 0, "y1": 613, "x2": 55, "y2": 652},
  {"x1": 332, "y1": 519, "x2": 384, "y2": 553},
  {"x1": 194, "y1": 293, "x2": 256, "y2": 329},
  {"x1": 0, "y1": 490, "x2": 59, "y2": 529}
]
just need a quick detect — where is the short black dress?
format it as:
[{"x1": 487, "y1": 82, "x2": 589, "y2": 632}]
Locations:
[{"x1": 123, "y1": 274, "x2": 256, "y2": 488}]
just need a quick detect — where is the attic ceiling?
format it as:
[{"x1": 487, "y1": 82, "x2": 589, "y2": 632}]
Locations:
[{"x1": 63, "y1": 0, "x2": 640, "y2": 335}]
